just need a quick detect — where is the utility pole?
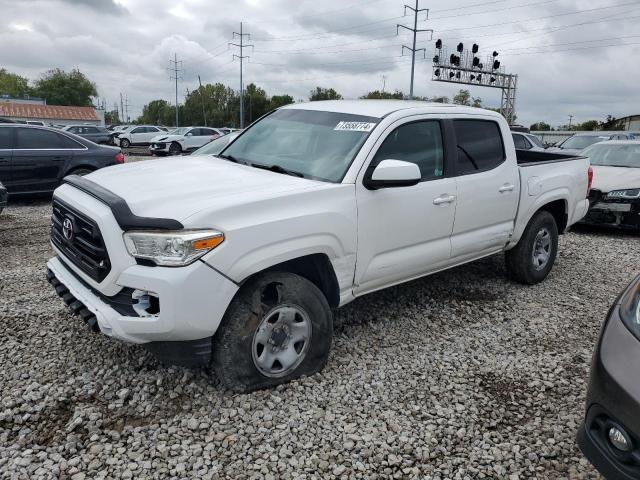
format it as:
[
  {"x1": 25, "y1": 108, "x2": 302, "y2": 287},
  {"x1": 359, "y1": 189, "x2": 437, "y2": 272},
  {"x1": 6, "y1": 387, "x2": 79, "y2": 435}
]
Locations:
[
  {"x1": 169, "y1": 53, "x2": 183, "y2": 127},
  {"x1": 398, "y1": 0, "x2": 432, "y2": 99},
  {"x1": 381, "y1": 75, "x2": 387, "y2": 93},
  {"x1": 568, "y1": 115, "x2": 574, "y2": 130},
  {"x1": 119, "y1": 93, "x2": 124, "y2": 123},
  {"x1": 230, "y1": 22, "x2": 253, "y2": 128},
  {"x1": 198, "y1": 75, "x2": 207, "y2": 126},
  {"x1": 124, "y1": 94, "x2": 130, "y2": 123}
]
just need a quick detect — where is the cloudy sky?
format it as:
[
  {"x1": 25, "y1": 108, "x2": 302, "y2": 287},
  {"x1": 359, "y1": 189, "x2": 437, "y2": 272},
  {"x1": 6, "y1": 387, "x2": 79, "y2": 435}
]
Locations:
[{"x1": 2, "y1": 0, "x2": 639, "y2": 127}]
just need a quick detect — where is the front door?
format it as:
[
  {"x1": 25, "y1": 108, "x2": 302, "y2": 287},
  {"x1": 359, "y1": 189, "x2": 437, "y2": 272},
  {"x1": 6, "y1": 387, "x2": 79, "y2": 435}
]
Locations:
[
  {"x1": 11, "y1": 127, "x2": 74, "y2": 193},
  {"x1": 354, "y1": 118, "x2": 456, "y2": 295}
]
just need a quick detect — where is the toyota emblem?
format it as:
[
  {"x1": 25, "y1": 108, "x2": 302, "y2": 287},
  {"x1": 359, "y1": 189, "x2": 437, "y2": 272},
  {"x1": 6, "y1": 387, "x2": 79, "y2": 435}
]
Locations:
[{"x1": 62, "y1": 217, "x2": 75, "y2": 241}]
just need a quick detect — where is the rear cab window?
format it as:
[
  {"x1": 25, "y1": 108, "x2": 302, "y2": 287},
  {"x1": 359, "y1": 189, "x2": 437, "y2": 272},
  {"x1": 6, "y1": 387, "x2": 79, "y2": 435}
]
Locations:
[{"x1": 454, "y1": 119, "x2": 505, "y2": 175}]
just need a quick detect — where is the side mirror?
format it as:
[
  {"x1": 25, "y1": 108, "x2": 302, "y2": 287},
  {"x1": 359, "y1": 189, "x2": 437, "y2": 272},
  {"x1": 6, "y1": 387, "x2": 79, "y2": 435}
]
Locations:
[
  {"x1": 186, "y1": 132, "x2": 193, "y2": 136},
  {"x1": 364, "y1": 159, "x2": 421, "y2": 190}
]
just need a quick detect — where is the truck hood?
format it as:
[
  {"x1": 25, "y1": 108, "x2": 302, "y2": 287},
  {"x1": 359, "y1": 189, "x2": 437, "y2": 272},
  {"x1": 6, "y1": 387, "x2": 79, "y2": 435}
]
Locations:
[
  {"x1": 150, "y1": 134, "x2": 184, "y2": 142},
  {"x1": 85, "y1": 156, "x2": 330, "y2": 223},
  {"x1": 591, "y1": 165, "x2": 640, "y2": 193}
]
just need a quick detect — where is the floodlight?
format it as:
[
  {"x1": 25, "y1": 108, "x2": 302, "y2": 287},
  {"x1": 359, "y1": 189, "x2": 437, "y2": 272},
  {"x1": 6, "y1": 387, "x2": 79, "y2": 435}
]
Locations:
[
  {"x1": 436, "y1": 39, "x2": 442, "y2": 49},
  {"x1": 472, "y1": 44, "x2": 479, "y2": 54},
  {"x1": 449, "y1": 72, "x2": 455, "y2": 78},
  {"x1": 470, "y1": 74, "x2": 476, "y2": 81},
  {"x1": 472, "y1": 57, "x2": 480, "y2": 67},
  {"x1": 435, "y1": 68, "x2": 441, "y2": 77},
  {"x1": 492, "y1": 51, "x2": 499, "y2": 57},
  {"x1": 493, "y1": 60, "x2": 500, "y2": 70},
  {"x1": 490, "y1": 77, "x2": 496, "y2": 83},
  {"x1": 457, "y1": 42, "x2": 464, "y2": 53},
  {"x1": 433, "y1": 55, "x2": 439, "y2": 63}
]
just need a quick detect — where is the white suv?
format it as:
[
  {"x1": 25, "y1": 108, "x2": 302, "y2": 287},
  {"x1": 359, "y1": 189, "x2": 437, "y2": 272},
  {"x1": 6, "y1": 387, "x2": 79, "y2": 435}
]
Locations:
[
  {"x1": 116, "y1": 125, "x2": 166, "y2": 148},
  {"x1": 149, "y1": 127, "x2": 222, "y2": 155}
]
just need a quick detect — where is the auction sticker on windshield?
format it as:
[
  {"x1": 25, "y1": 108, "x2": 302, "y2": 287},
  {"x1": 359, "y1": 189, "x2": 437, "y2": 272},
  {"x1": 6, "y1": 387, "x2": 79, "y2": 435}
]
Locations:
[{"x1": 334, "y1": 121, "x2": 377, "y2": 132}]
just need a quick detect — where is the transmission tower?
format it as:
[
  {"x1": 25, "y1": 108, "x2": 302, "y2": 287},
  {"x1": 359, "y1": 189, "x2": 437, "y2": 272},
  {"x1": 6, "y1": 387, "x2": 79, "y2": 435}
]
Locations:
[
  {"x1": 168, "y1": 53, "x2": 184, "y2": 127},
  {"x1": 398, "y1": 0, "x2": 432, "y2": 99},
  {"x1": 230, "y1": 22, "x2": 253, "y2": 128}
]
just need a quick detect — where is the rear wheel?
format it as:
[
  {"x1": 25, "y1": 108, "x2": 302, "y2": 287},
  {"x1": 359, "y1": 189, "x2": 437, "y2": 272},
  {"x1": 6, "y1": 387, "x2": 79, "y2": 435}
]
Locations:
[
  {"x1": 505, "y1": 210, "x2": 559, "y2": 284},
  {"x1": 168, "y1": 142, "x2": 182, "y2": 155},
  {"x1": 120, "y1": 138, "x2": 131, "y2": 148},
  {"x1": 212, "y1": 272, "x2": 333, "y2": 392}
]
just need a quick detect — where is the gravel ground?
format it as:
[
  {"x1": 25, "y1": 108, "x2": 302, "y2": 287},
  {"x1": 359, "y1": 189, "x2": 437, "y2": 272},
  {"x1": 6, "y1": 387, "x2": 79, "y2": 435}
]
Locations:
[{"x1": 2, "y1": 198, "x2": 638, "y2": 479}]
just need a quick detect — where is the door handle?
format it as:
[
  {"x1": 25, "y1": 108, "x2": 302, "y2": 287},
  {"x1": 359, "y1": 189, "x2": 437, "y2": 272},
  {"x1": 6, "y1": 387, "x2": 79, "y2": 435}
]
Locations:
[
  {"x1": 433, "y1": 194, "x2": 456, "y2": 205},
  {"x1": 498, "y1": 184, "x2": 515, "y2": 193}
]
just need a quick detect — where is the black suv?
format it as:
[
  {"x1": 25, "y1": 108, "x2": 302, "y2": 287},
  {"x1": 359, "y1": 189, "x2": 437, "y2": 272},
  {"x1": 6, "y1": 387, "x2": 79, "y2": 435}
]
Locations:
[
  {"x1": 0, "y1": 125, "x2": 124, "y2": 194},
  {"x1": 62, "y1": 125, "x2": 111, "y2": 145}
]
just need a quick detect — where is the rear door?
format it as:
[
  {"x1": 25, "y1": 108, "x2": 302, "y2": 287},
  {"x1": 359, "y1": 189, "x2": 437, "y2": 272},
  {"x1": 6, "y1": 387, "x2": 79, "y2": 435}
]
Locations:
[
  {"x1": 0, "y1": 127, "x2": 13, "y2": 188},
  {"x1": 11, "y1": 127, "x2": 76, "y2": 193},
  {"x1": 450, "y1": 118, "x2": 520, "y2": 261}
]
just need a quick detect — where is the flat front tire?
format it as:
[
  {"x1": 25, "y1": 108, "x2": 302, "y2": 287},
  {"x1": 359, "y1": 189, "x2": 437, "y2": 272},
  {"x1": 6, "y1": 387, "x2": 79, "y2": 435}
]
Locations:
[
  {"x1": 212, "y1": 272, "x2": 333, "y2": 392},
  {"x1": 505, "y1": 210, "x2": 559, "y2": 285}
]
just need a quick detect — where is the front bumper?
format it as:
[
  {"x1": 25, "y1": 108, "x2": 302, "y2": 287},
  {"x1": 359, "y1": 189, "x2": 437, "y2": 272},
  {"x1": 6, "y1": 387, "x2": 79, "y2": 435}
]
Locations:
[
  {"x1": 149, "y1": 142, "x2": 170, "y2": 153},
  {"x1": 577, "y1": 284, "x2": 640, "y2": 479},
  {"x1": 582, "y1": 191, "x2": 640, "y2": 230},
  {"x1": 47, "y1": 255, "x2": 238, "y2": 345}
]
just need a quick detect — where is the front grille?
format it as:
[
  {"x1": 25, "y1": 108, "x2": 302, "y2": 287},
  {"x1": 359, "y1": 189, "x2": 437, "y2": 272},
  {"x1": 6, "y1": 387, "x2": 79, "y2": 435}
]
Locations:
[{"x1": 51, "y1": 199, "x2": 111, "y2": 282}]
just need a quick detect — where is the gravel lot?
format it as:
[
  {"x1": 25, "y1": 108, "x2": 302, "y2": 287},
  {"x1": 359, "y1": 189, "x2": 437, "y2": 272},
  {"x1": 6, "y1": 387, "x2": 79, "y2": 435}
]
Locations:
[{"x1": 1, "y1": 196, "x2": 638, "y2": 479}]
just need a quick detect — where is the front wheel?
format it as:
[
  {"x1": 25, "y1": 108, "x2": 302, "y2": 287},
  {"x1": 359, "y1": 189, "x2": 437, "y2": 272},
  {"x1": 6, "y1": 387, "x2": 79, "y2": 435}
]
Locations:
[
  {"x1": 168, "y1": 142, "x2": 182, "y2": 155},
  {"x1": 212, "y1": 272, "x2": 333, "y2": 392},
  {"x1": 505, "y1": 210, "x2": 559, "y2": 285},
  {"x1": 120, "y1": 138, "x2": 131, "y2": 148}
]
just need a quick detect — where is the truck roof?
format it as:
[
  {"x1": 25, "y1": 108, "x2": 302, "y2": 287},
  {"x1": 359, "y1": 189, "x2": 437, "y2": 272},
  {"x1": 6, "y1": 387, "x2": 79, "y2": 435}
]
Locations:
[{"x1": 281, "y1": 99, "x2": 498, "y2": 119}]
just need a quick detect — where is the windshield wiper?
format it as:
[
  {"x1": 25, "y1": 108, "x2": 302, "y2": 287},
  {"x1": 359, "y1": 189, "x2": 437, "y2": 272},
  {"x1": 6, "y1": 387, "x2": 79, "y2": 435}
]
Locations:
[
  {"x1": 250, "y1": 163, "x2": 305, "y2": 178},
  {"x1": 216, "y1": 153, "x2": 240, "y2": 163},
  {"x1": 457, "y1": 145, "x2": 479, "y2": 170}
]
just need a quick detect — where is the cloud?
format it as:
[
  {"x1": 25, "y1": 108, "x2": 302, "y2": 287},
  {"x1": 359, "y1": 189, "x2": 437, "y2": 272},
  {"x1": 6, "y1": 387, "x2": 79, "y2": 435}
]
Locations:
[{"x1": 0, "y1": 0, "x2": 638, "y2": 125}]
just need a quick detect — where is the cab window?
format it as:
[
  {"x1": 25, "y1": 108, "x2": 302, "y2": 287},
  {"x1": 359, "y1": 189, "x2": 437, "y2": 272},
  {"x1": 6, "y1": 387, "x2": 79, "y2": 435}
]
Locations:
[{"x1": 454, "y1": 120, "x2": 505, "y2": 174}]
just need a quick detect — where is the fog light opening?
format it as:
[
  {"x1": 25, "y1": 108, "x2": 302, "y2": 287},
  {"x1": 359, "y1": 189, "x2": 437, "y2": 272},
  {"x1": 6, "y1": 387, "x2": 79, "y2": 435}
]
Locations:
[
  {"x1": 608, "y1": 425, "x2": 633, "y2": 452},
  {"x1": 132, "y1": 290, "x2": 160, "y2": 317}
]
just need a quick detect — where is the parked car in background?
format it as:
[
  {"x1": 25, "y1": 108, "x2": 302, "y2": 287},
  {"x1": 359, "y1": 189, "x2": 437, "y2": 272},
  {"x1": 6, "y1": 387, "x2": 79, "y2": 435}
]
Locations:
[
  {"x1": 190, "y1": 131, "x2": 240, "y2": 156},
  {"x1": 0, "y1": 180, "x2": 7, "y2": 214},
  {"x1": 219, "y1": 127, "x2": 241, "y2": 135},
  {"x1": 46, "y1": 101, "x2": 590, "y2": 392},
  {"x1": 62, "y1": 125, "x2": 111, "y2": 145},
  {"x1": 581, "y1": 140, "x2": 640, "y2": 230},
  {"x1": 0, "y1": 125, "x2": 124, "y2": 194},
  {"x1": 116, "y1": 125, "x2": 166, "y2": 148},
  {"x1": 0, "y1": 117, "x2": 15, "y2": 124},
  {"x1": 548, "y1": 133, "x2": 633, "y2": 155},
  {"x1": 577, "y1": 273, "x2": 640, "y2": 479},
  {"x1": 512, "y1": 132, "x2": 546, "y2": 151},
  {"x1": 149, "y1": 126, "x2": 222, "y2": 155}
]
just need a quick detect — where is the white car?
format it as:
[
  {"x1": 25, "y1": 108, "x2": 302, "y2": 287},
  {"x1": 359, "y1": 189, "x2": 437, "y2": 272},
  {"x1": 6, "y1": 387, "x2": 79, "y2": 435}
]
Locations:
[
  {"x1": 46, "y1": 100, "x2": 591, "y2": 392},
  {"x1": 116, "y1": 125, "x2": 167, "y2": 148},
  {"x1": 512, "y1": 132, "x2": 546, "y2": 151},
  {"x1": 581, "y1": 140, "x2": 640, "y2": 230},
  {"x1": 149, "y1": 127, "x2": 223, "y2": 155}
]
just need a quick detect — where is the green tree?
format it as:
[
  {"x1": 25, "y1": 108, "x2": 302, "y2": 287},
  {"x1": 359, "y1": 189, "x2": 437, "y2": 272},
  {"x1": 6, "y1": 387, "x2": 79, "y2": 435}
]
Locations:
[
  {"x1": 269, "y1": 94, "x2": 294, "y2": 110},
  {"x1": 309, "y1": 87, "x2": 342, "y2": 101},
  {"x1": 32, "y1": 68, "x2": 97, "y2": 106},
  {"x1": 0, "y1": 69, "x2": 30, "y2": 97},
  {"x1": 360, "y1": 90, "x2": 404, "y2": 99},
  {"x1": 139, "y1": 99, "x2": 171, "y2": 125},
  {"x1": 104, "y1": 109, "x2": 120, "y2": 125},
  {"x1": 600, "y1": 115, "x2": 622, "y2": 131},
  {"x1": 576, "y1": 120, "x2": 599, "y2": 131},
  {"x1": 530, "y1": 122, "x2": 551, "y2": 131},
  {"x1": 453, "y1": 89, "x2": 481, "y2": 107}
]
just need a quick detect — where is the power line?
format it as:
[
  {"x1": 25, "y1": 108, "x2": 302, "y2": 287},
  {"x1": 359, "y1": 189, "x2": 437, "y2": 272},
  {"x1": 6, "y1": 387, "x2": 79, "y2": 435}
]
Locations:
[
  {"x1": 168, "y1": 53, "x2": 183, "y2": 127},
  {"x1": 398, "y1": 0, "x2": 432, "y2": 99},
  {"x1": 230, "y1": 22, "x2": 253, "y2": 128},
  {"x1": 430, "y1": 0, "x2": 561, "y2": 20}
]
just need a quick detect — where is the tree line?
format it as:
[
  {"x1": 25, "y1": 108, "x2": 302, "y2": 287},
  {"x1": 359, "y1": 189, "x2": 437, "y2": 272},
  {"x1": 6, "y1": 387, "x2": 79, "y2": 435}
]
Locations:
[{"x1": 530, "y1": 115, "x2": 624, "y2": 132}]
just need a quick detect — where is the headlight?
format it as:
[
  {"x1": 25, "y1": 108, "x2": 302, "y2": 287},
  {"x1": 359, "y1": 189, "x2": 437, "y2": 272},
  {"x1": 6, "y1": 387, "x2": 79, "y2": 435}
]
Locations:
[
  {"x1": 123, "y1": 230, "x2": 224, "y2": 266},
  {"x1": 619, "y1": 275, "x2": 640, "y2": 340},
  {"x1": 606, "y1": 189, "x2": 640, "y2": 200}
]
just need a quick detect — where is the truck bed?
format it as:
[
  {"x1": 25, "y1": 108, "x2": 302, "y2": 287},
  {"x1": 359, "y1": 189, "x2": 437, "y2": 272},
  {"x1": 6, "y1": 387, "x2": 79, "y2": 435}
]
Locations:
[{"x1": 516, "y1": 149, "x2": 585, "y2": 166}]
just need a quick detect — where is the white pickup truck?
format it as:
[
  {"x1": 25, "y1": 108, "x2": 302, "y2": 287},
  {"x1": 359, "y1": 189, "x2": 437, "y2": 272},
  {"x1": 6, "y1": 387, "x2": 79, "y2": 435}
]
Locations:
[{"x1": 47, "y1": 101, "x2": 591, "y2": 391}]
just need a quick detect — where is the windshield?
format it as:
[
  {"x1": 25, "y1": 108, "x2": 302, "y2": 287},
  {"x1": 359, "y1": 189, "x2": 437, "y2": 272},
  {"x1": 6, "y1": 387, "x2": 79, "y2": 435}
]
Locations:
[
  {"x1": 583, "y1": 143, "x2": 640, "y2": 168},
  {"x1": 193, "y1": 132, "x2": 239, "y2": 155},
  {"x1": 527, "y1": 134, "x2": 544, "y2": 148},
  {"x1": 559, "y1": 135, "x2": 609, "y2": 150},
  {"x1": 221, "y1": 109, "x2": 379, "y2": 182},
  {"x1": 169, "y1": 127, "x2": 190, "y2": 135}
]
